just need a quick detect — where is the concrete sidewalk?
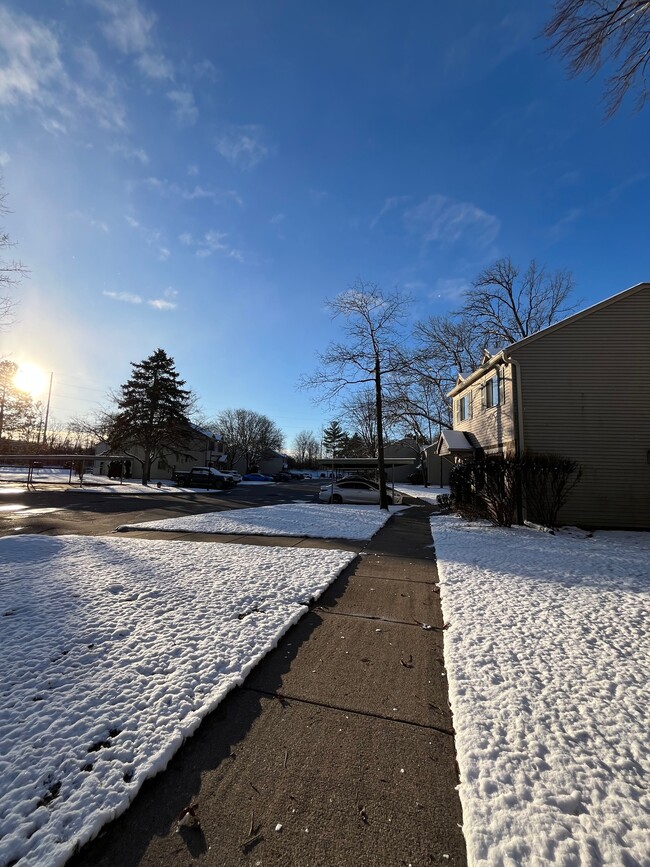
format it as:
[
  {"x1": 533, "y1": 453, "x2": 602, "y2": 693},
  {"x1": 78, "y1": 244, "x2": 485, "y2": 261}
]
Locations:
[{"x1": 68, "y1": 505, "x2": 466, "y2": 867}]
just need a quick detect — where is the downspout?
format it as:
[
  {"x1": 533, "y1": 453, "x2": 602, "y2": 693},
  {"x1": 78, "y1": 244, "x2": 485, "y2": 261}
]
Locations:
[
  {"x1": 507, "y1": 354, "x2": 525, "y2": 457},
  {"x1": 507, "y1": 354, "x2": 525, "y2": 524}
]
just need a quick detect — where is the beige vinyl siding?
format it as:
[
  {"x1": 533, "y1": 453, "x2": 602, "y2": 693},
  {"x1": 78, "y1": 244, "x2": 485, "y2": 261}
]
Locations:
[
  {"x1": 453, "y1": 365, "x2": 517, "y2": 454},
  {"x1": 513, "y1": 287, "x2": 650, "y2": 528}
]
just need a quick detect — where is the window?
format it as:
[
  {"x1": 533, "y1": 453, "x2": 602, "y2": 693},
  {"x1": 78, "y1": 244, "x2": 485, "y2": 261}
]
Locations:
[
  {"x1": 483, "y1": 371, "x2": 505, "y2": 408},
  {"x1": 485, "y1": 375, "x2": 499, "y2": 408},
  {"x1": 457, "y1": 392, "x2": 472, "y2": 421}
]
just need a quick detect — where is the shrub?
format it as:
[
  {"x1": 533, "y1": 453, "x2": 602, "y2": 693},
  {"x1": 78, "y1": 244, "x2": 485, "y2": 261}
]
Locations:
[
  {"x1": 449, "y1": 452, "x2": 582, "y2": 529},
  {"x1": 520, "y1": 453, "x2": 582, "y2": 529}
]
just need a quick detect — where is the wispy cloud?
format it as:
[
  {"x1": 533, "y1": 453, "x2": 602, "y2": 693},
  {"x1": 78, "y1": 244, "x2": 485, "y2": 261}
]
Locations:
[
  {"x1": 215, "y1": 125, "x2": 270, "y2": 170},
  {"x1": 404, "y1": 194, "x2": 500, "y2": 249},
  {"x1": 109, "y1": 143, "x2": 149, "y2": 165},
  {"x1": 148, "y1": 287, "x2": 178, "y2": 310},
  {"x1": 71, "y1": 211, "x2": 109, "y2": 233},
  {"x1": 270, "y1": 213, "x2": 285, "y2": 225},
  {"x1": 0, "y1": 6, "x2": 125, "y2": 131},
  {"x1": 187, "y1": 164, "x2": 199, "y2": 176},
  {"x1": 181, "y1": 229, "x2": 244, "y2": 262},
  {"x1": 0, "y1": 151, "x2": 10, "y2": 167},
  {"x1": 167, "y1": 89, "x2": 198, "y2": 125},
  {"x1": 370, "y1": 195, "x2": 411, "y2": 229},
  {"x1": 123, "y1": 213, "x2": 170, "y2": 259},
  {"x1": 103, "y1": 290, "x2": 142, "y2": 304},
  {"x1": 142, "y1": 176, "x2": 243, "y2": 207},
  {"x1": 548, "y1": 207, "x2": 583, "y2": 242}
]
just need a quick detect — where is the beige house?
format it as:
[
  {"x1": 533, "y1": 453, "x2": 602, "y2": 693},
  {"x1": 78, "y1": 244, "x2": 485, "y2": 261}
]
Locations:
[
  {"x1": 438, "y1": 282, "x2": 650, "y2": 529},
  {"x1": 94, "y1": 424, "x2": 223, "y2": 481}
]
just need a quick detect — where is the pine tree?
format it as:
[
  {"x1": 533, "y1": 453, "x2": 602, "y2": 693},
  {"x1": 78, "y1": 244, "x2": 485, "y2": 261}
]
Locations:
[
  {"x1": 109, "y1": 349, "x2": 192, "y2": 485},
  {"x1": 321, "y1": 419, "x2": 348, "y2": 458}
]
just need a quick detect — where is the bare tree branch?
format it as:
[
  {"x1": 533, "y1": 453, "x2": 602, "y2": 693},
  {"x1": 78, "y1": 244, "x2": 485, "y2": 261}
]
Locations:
[{"x1": 544, "y1": 0, "x2": 650, "y2": 116}]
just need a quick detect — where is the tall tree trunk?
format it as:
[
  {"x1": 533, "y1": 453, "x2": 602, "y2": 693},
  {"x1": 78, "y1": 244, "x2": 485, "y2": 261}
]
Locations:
[{"x1": 375, "y1": 356, "x2": 389, "y2": 510}]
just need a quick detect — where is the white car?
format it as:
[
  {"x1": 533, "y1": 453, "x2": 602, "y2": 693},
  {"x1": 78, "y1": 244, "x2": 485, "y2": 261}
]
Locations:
[
  {"x1": 221, "y1": 470, "x2": 242, "y2": 483},
  {"x1": 318, "y1": 479, "x2": 403, "y2": 505}
]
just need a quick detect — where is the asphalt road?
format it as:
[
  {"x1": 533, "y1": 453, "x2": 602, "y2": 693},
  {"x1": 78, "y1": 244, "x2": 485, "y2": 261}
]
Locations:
[{"x1": 0, "y1": 480, "x2": 324, "y2": 538}]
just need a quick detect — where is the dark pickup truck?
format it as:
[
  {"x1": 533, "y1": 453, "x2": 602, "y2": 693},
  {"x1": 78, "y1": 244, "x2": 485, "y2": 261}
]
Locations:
[{"x1": 174, "y1": 467, "x2": 237, "y2": 489}]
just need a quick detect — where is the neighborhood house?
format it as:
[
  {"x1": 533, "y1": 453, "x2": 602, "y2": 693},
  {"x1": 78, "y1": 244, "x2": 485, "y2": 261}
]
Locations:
[{"x1": 437, "y1": 282, "x2": 650, "y2": 529}]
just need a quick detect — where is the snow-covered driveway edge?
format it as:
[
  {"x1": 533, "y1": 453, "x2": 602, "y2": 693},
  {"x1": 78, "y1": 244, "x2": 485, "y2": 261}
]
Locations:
[
  {"x1": 0, "y1": 536, "x2": 357, "y2": 867},
  {"x1": 431, "y1": 514, "x2": 650, "y2": 866}
]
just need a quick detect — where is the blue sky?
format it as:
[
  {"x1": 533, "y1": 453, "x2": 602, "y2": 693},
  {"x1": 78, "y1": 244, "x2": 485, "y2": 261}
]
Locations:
[{"x1": 1, "y1": 0, "x2": 649, "y2": 446}]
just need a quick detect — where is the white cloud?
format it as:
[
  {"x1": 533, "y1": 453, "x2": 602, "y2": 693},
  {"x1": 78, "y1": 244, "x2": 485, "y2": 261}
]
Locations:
[
  {"x1": 158, "y1": 247, "x2": 170, "y2": 261},
  {"x1": 91, "y1": 0, "x2": 156, "y2": 55},
  {"x1": 215, "y1": 125, "x2": 269, "y2": 170},
  {"x1": 404, "y1": 194, "x2": 500, "y2": 249},
  {"x1": 548, "y1": 207, "x2": 584, "y2": 242},
  {"x1": 370, "y1": 195, "x2": 411, "y2": 229},
  {"x1": 143, "y1": 177, "x2": 243, "y2": 207},
  {"x1": 0, "y1": 151, "x2": 10, "y2": 167},
  {"x1": 148, "y1": 298, "x2": 176, "y2": 310},
  {"x1": 167, "y1": 89, "x2": 198, "y2": 125},
  {"x1": 270, "y1": 212, "x2": 285, "y2": 225},
  {"x1": 137, "y1": 52, "x2": 173, "y2": 80},
  {"x1": 0, "y1": 6, "x2": 125, "y2": 131},
  {"x1": 71, "y1": 211, "x2": 109, "y2": 233},
  {"x1": 91, "y1": 0, "x2": 174, "y2": 82},
  {"x1": 125, "y1": 215, "x2": 140, "y2": 228},
  {"x1": 103, "y1": 291, "x2": 142, "y2": 304},
  {"x1": 181, "y1": 229, "x2": 244, "y2": 262},
  {"x1": 110, "y1": 143, "x2": 149, "y2": 165}
]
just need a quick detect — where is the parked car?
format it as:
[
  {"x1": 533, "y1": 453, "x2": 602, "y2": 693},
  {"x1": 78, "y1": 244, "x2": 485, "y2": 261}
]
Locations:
[
  {"x1": 318, "y1": 479, "x2": 403, "y2": 505},
  {"x1": 274, "y1": 470, "x2": 294, "y2": 482},
  {"x1": 242, "y1": 472, "x2": 274, "y2": 482},
  {"x1": 221, "y1": 470, "x2": 242, "y2": 483},
  {"x1": 174, "y1": 467, "x2": 236, "y2": 489}
]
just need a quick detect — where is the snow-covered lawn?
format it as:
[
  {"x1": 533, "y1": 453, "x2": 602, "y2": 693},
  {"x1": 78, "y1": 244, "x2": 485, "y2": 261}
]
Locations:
[
  {"x1": 0, "y1": 534, "x2": 356, "y2": 867},
  {"x1": 0, "y1": 466, "x2": 224, "y2": 494},
  {"x1": 432, "y1": 515, "x2": 650, "y2": 866},
  {"x1": 394, "y1": 483, "x2": 449, "y2": 505},
  {"x1": 119, "y1": 502, "x2": 404, "y2": 540}
]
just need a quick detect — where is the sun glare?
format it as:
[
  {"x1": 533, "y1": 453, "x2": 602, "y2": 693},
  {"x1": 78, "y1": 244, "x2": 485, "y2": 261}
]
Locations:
[{"x1": 13, "y1": 363, "x2": 49, "y2": 397}]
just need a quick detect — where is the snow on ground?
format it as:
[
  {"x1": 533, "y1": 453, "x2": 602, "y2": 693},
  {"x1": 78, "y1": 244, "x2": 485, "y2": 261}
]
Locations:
[
  {"x1": 0, "y1": 534, "x2": 356, "y2": 867},
  {"x1": 119, "y1": 502, "x2": 404, "y2": 540},
  {"x1": 394, "y1": 483, "x2": 449, "y2": 505},
  {"x1": 432, "y1": 514, "x2": 650, "y2": 866},
  {"x1": 0, "y1": 466, "x2": 221, "y2": 494}
]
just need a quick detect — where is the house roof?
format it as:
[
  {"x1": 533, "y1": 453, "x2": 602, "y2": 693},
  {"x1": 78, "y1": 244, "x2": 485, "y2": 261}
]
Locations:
[
  {"x1": 189, "y1": 423, "x2": 221, "y2": 440},
  {"x1": 436, "y1": 429, "x2": 474, "y2": 456},
  {"x1": 448, "y1": 281, "x2": 650, "y2": 397}
]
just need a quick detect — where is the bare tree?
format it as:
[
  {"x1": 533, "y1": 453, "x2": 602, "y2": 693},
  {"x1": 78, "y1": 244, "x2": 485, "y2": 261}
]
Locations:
[
  {"x1": 300, "y1": 280, "x2": 411, "y2": 510},
  {"x1": 544, "y1": 0, "x2": 650, "y2": 116},
  {"x1": 293, "y1": 429, "x2": 320, "y2": 466},
  {"x1": 1, "y1": 184, "x2": 28, "y2": 330},
  {"x1": 464, "y1": 258, "x2": 576, "y2": 347},
  {"x1": 339, "y1": 388, "x2": 383, "y2": 457},
  {"x1": 404, "y1": 258, "x2": 576, "y2": 438},
  {"x1": 214, "y1": 408, "x2": 284, "y2": 472}
]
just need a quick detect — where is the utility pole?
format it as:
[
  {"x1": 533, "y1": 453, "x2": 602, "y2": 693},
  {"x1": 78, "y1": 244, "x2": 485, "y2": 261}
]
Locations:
[{"x1": 41, "y1": 372, "x2": 53, "y2": 448}]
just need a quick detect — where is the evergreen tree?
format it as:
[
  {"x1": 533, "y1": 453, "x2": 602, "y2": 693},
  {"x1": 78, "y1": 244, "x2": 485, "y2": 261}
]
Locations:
[
  {"x1": 109, "y1": 349, "x2": 192, "y2": 485},
  {"x1": 321, "y1": 419, "x2": 348, "y2": 457}
]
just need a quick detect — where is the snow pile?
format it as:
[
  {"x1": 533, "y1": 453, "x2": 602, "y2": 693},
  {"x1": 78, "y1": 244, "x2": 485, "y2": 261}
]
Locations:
[
  {"x1": 120, "y1": 502, "x2": 403, "y2": 540},
  {"x1": 0, "y1": 535, "x2": 355, "y2": 867},
  {"x1": 432, "y1": 515, "x2": 650, "y2": 865}
]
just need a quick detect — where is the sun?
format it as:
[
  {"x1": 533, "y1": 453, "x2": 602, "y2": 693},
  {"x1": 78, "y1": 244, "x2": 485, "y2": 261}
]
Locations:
[{"x1": 13, "y1": 363, "x2": 49, "y2": 397}]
